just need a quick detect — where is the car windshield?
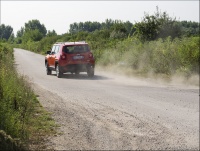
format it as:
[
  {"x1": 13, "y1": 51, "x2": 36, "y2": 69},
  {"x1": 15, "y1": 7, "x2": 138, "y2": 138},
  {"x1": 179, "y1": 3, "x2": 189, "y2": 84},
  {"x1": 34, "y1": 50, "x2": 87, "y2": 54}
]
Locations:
[{"x1": 63, "y1": 45, "x2": 89, "y2": 54}]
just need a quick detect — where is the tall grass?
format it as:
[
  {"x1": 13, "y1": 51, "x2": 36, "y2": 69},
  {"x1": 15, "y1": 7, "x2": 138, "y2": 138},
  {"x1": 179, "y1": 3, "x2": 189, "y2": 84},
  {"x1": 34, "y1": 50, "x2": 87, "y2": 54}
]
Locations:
[
  {"x1": 0, "y1": 44, "x2": 34, "y2": 139},
  {"x1": 95, "y1": 36, "x2": 199, "y2": 77},
  {"x1": 0, "y1": 43, "x2": 56, "y2": 149}
]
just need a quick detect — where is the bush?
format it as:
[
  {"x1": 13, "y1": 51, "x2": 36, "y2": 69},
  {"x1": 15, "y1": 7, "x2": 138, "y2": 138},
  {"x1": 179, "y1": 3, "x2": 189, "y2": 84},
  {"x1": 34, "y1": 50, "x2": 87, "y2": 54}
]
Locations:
[
  {"x1": 0, "y1": 44, "x2": 56, "y2": 149},
  {"x1": 0, "y1": 44, "x2": 36, "y2": 140},
  {"x1": 0, "y1": 130, "x2": 24, "y2": 150},
  {"x1": 97, "y1": 36, "x2": 199, "y2": 76}
]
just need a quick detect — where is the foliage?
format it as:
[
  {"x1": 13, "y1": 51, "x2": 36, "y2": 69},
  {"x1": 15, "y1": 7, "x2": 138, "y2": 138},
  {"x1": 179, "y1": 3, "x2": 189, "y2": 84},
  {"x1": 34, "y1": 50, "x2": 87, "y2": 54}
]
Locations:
[
  {"x1": 16, "y1": 27, "x2": 25, "y2": 38},
  {"x1": 96, "y1": 36, "x2": 199, "y2": 76},
  {"x1": 180, "y1": 20, "x2": 200, "y2": 36},
  {"x1": 8, "y1": 33, "x2": 15, "y2": 44},
  {"x1": 22, "y1": 29, "x2": 43, "y2": 42},
  {"x1": 0, "y1": 24, "x2": 13, "y2": 40},
  {"x1": 110, "y1": 23, "x2": 128, "y2": 39},
  {"x1": 14, "y1": 19, "x2": 48, "y2": 43},
  {"x1": 34, "y1": 35, "x2": 61, "y2": 53},
  {"x1": 47, "y1": 29, "x2": 57, "y2": 37},
  {"x1": 0, "y1": 44, "x2": 31, "y2": 140},
  {"x1": 69, "y1": 21, "x2": 101, "y2": 33},
  {"x1": 69, "y1": 19, "x2": 133, "y2": 38},
  {"x1": 0, "y1": 43, "x2": 56, "y2": 149},
  {"x1": 0, "y1": 130, "x2": 24, "y2": 150},
  {"x1": 24, "y1": 19, "x2": 47, "y2": 37},
  {"x1": 134, "y1": 6, "x2": 182, "y2": 41}
]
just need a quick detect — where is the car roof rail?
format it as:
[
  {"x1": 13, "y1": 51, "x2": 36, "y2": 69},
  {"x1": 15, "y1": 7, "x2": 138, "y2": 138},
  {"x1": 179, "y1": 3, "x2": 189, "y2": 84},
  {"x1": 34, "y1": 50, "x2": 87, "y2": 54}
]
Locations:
[
  {"x1": 64, "y1": 41, "x2": 87, "y2": 45},
  {"x1": 57, "y1": 42, "x2": 65, "y2": 43},
  {"x1": 55, "y1": 42, "x2": 65, "y2": 45},
  {"x1": 64, "y1": 42, "x2": 76, "y2": 45},
  {"x1": 77, "y1": 41, "x2": 86, "y2": 43}
]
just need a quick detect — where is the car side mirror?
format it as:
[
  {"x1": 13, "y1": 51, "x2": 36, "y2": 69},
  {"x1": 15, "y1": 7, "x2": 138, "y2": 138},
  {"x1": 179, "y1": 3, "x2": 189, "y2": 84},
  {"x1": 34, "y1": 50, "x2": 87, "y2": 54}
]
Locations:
[{"x1": 46, "y1": 50, "x2": 51, "y2": 54}]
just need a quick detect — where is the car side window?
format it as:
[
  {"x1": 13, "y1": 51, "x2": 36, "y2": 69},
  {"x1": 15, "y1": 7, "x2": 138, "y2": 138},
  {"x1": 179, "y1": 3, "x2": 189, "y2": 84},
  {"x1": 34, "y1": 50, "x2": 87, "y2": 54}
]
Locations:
[
  {"x1": 55, "y1": 46, "x2": 60, "y2": 54},
  {"x1": 51, "y1": 45, "x2": 56, "y2": 54}
]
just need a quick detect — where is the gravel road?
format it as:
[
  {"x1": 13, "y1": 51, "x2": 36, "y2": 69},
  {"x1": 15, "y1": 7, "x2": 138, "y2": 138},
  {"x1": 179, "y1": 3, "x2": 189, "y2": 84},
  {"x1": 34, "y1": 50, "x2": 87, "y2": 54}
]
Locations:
[{"x1": 14, "y1": 48, "x2": 199, "y2": 150}]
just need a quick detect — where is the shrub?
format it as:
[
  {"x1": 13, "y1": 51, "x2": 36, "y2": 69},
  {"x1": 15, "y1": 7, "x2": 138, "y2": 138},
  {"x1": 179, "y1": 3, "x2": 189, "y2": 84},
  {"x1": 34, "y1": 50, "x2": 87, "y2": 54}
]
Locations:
[
  {"x1": 0, "y1": 44, "x2": 56, "y2": 149},
  {"x1": 97, "y1": 36, "x2": 199, "y2": 76}
]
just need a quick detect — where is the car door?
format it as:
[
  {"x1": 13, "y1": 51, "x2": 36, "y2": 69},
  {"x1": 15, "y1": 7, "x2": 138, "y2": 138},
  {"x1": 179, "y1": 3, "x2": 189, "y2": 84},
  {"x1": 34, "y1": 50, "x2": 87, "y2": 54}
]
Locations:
[
  {"x1": 49, "y1": 45, "x2": 60, "y2": 68},
  {"x1": 48, "y1": 45, "x2": 56, "y2": 68}
]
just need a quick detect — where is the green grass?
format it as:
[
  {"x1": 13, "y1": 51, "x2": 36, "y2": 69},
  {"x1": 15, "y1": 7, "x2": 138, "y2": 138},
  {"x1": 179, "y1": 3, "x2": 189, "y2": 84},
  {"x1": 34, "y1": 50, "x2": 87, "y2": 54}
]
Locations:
[
  {"x1": 95, "y1": 36, "x2": 199, "y2": 77},
  {"x1": 0, "y1": 43, "x2": 57, "y2": 150}
]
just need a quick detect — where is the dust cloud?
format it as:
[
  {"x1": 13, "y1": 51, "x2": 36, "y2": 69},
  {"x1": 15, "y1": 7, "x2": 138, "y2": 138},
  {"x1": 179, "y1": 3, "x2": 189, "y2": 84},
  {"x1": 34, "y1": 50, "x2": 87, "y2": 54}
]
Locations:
[{"x1": 96, "y1": 65, "x2": 199, "y2": 88}]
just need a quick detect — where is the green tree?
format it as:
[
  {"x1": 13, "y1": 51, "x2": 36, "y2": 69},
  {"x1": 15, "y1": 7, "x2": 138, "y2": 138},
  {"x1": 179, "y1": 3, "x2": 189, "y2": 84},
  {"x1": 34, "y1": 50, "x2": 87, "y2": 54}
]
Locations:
[
  {"x1": 25, "y1": 19, "x2": 47, "y2": 37},
  {"x1": 15, "y1": 27, "x2": 25, "y2": 44},
  {"x1": 134, "y1": 7, "x2": 182, "y2": 41},
  {"x1": 23, "y1": 29, "x2": 43, "y2": 42},
  {"x1": 46, "y1": 30, "x2": 57, "y2": 37},
  {"x1": 0, "y1": 24, "x2": 13, "y2": 40},
  {"x1": 101, "y1": 19, "x2": 115, "y2": 30},
  {"x1": 180, "y1": 21, "x2": 200, "y2": 36},
  {"x1": 16, "y1": 27, "x2": 24, "y2": 38},
  {"x1": 110, "y1": 23, "x2": 128, "y2": 39},
  {"x1": 124, "y1": 21, "x2": 133, "y2": 36},
  {"x1": 22, "y1": 20, "x2": 46, "y2": 42},
  {"x1": 69, "y1": 22, "x2": 79, "y2": 34},
  {"x1": 8, "y1": 33, "x2": 15, "y2": 43},
  {"x1": 76, "y1": 31, "x2": 88, "y2": 41},
  {"x1": 69, "y1": 21, "x2": 101, "y2": 33}
]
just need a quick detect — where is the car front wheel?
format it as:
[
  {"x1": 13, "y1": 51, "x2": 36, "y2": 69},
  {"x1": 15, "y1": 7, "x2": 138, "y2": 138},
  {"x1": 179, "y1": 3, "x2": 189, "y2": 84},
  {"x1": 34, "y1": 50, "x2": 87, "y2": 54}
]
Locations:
[{"x1": 46, "y1": 63, "x2": 52, "y2": 75}]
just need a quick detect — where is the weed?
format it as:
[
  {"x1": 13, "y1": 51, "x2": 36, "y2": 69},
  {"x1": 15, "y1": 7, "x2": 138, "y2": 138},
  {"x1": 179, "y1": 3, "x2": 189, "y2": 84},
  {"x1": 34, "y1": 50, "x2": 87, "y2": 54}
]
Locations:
[{"x1": 0, "y1": 43, "x2": 57, "y2": 150}]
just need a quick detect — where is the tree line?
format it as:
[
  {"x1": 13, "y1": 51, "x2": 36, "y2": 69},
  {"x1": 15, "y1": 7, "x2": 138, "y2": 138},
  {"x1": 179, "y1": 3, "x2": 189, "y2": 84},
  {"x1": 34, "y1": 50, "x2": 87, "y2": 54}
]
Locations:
[{"x1": 0, "y1": 7, "x2": 199, "y2": 44}]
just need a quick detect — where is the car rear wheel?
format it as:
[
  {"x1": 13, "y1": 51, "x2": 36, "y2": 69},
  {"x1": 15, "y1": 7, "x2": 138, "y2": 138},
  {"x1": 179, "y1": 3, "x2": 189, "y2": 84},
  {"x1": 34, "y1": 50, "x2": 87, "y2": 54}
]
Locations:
[
  {"x1": 75, "y1": 70, "x2": 79, "y2": 75},
  {"x1": 87, "y1": 66, "x2": 94, "y2": 77},
  {"x1": 56, "y1": 64, "x2": 63, "y2": 78},
  {"x1": 46, "y1": 63, "x2": 52, "y2": 75}
]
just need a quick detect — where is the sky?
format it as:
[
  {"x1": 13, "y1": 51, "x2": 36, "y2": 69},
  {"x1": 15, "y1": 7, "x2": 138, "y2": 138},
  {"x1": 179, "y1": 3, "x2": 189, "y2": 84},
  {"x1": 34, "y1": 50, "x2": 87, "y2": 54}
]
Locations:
[{"x1": 1, "y1": 1, "x2": 199, "y2": 35}]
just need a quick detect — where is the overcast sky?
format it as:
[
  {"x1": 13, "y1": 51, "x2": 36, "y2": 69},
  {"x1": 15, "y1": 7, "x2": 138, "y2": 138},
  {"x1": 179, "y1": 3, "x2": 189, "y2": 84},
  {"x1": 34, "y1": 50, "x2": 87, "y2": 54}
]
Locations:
[{"x1": 1, "y1": 1, "x2": 199, "y2": 35}]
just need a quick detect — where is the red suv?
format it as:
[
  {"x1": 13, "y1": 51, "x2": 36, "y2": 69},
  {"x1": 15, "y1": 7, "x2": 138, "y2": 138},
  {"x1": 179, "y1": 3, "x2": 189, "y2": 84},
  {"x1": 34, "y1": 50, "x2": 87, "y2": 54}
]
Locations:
[{"x1": 45, "y1": 41, "x2": 95, "y2": 78}]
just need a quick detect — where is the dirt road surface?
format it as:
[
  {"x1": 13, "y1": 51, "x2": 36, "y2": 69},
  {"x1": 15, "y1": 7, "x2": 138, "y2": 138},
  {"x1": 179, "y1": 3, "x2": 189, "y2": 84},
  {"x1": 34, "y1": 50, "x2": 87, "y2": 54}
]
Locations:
[{"x1": 14, "y1": 48, "x2": 199, "y2": 150}]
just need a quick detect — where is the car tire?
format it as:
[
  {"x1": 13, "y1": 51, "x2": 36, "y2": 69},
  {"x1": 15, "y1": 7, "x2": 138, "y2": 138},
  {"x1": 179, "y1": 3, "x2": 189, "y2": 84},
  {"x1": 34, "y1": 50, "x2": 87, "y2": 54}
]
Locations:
[
  {"x1": 75, "y1": 71, "x2": 79, "y2": 75},
  {"x1": 56, "y1": 64, "x2": 63, "y2": 78},
  {"x1": 46, "y1": 63, "x2": 52, "y2": 75},
  {"x1": 87, "y1": 66, "x2": 94, "y2": 77}
]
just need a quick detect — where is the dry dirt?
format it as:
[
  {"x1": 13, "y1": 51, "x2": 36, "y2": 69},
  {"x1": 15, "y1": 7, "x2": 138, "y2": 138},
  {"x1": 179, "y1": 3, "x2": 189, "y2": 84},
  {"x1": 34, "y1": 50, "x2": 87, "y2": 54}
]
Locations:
[{"x1": 14, "y1": 48, "x2": 199, "y2": 150}]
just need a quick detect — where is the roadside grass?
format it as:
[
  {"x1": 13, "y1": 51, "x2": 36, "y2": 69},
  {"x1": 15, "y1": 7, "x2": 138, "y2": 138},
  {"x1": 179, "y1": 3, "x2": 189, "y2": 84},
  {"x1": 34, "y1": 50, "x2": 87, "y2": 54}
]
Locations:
[
  {"x1": 26, "y1": 103, "x2": 58, "y2": 150},
  {"x1": 0, "y1": 43, "x2": 57, "y2": 150},
  {"x1": 95, "y1": 36, "x2": 199, "y2": 85}
]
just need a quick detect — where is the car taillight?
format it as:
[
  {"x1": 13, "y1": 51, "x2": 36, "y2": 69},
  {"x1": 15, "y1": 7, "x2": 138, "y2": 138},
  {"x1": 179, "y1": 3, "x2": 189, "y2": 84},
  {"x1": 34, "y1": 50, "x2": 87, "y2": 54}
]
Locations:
[
  {"x1": 89, "y1": 53, "x2": 93, "y2": 58},
  {"x1": 61, "y1": 54, "x2": 66, "y2": 60}
]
